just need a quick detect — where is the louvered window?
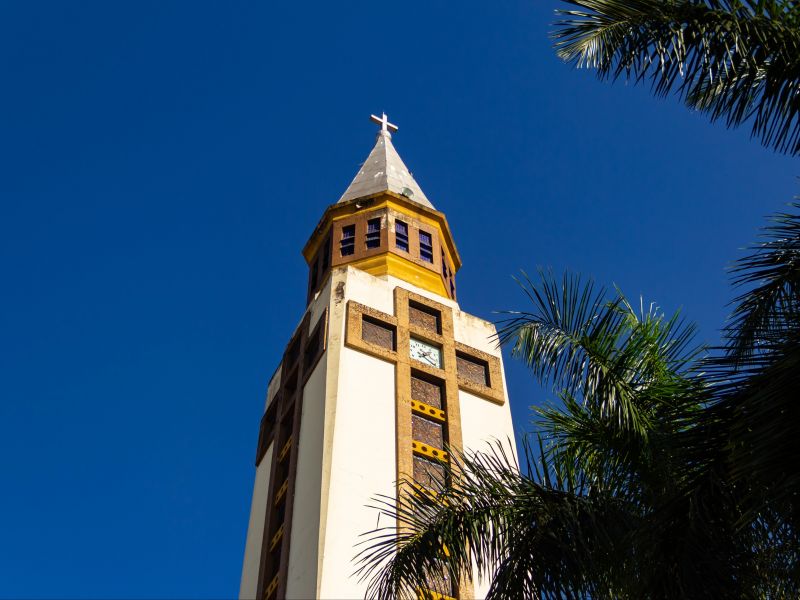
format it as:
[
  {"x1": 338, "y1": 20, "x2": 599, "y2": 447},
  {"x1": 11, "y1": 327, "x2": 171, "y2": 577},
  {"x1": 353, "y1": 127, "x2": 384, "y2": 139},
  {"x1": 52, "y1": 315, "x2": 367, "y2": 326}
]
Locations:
[
  {"x1": 341, "y1": 224, "x2": 355, "y2": 256},
  {"x1": 395, "y1": 220, "x2": 409, "y2": 252},
  {"x1": 366, "y1": 218, "x2": 381, "y2": 249},
  {"x1": 419, "y1": 230, "x2": 433, "y2": 263}
]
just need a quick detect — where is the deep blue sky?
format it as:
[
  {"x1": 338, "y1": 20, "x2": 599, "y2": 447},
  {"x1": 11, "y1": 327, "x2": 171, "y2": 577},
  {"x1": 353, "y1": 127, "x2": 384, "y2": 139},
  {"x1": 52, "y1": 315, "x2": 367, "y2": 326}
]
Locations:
[{"x1": 1, "y1": 1, "x2": 796, "y2": 597}]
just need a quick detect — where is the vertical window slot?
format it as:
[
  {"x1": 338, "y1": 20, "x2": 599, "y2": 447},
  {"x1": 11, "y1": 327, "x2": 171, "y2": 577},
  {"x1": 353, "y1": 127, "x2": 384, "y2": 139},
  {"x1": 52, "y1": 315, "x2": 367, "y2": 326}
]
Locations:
[
  {"x1": 419, "y1": 230, "x2": 433, "y2": 263},
  {"x1": 366, "y1": 218, "x2": 381, "y2": 249},
  {"x1": 340, "y1": 224, "x2": 355, "y2": 256},
  {"x1": 395, "y1": 219, "x2": 409, "y2": 252}
]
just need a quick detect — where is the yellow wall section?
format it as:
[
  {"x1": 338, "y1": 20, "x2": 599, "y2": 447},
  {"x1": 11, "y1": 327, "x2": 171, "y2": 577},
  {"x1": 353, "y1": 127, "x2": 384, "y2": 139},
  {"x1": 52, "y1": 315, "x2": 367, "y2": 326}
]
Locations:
[{"x1": 348, "y1": 253, "x2": 449, "y2": 298}]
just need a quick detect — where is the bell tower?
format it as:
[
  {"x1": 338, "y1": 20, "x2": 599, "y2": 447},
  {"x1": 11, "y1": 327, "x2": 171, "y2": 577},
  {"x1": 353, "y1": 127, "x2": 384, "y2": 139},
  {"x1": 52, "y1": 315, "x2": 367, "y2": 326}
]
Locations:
[{"x1": 240, "y1": 115, "x2": 516, "y2": 600}]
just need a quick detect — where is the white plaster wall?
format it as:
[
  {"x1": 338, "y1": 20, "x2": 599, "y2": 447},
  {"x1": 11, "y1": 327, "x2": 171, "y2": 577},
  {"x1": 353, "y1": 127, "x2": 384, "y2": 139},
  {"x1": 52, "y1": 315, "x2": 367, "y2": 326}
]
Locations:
[
  {"x1": 286, "y1": 357, "x2": 328, "y2": 599},
  {"x1": 344, "y1": 267, "x2": 396, "y2": 314},
  {"x1": 458, "y1": 385, "x2": 517, "y2": 470},
  {"x1": 239, "y1": 443, "x2": 273, "y2": 600},
  {"x1": 318, "y1": 346, "x2": 397, "y2": 599},
  {"x1": 458, "y1": 387, "x2": 518, "y2": 599},
  {"x1": 453, "y1": 309, "x2": 502, "y2": 357},
  {"x1": 314, "y1": 269, "x2": 348, "y2": 597}
]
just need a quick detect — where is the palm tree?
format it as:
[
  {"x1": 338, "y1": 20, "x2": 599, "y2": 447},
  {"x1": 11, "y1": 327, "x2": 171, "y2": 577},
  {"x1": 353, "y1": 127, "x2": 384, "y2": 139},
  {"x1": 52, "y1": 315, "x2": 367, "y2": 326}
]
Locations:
[
  {"x1": 355, "y1": 206, "x2": 800, "y2": 598},
  {"x1": 553, "y1": 0, "x2": 800, "y2": 155}
]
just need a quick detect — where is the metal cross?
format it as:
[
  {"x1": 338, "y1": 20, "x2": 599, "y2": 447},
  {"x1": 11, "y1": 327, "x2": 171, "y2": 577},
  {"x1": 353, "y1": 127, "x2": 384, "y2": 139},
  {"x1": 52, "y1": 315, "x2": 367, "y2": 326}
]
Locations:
[{"x1": 370, "y1": 112, "x2": 398, "y2": 136}]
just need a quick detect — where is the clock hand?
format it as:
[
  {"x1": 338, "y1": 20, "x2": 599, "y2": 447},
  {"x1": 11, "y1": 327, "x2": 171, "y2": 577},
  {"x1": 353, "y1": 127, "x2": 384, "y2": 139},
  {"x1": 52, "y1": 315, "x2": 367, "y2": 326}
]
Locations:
[{"x1": 419, "y1": 351, "x2": 437, "y2": 366}]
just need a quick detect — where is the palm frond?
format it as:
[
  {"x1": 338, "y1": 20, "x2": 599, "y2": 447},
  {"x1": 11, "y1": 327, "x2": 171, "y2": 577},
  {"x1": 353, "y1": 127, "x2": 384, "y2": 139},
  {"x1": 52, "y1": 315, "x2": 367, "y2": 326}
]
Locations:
[
  {"x1": 725, "y1": 202, "x2": 800, "y2": 364},
  {"x1": 552, "y1": 0, "x2": 800, "y2": 155},
  {"x1": 680, "y1": 203, "x2": 800, "y2": 519},
  {"x1": 497, "y1": 270, "x2": 702, "y2": 437},
  {"x1": 355, "y1": 440, "x2": 632, "y2": 600}
]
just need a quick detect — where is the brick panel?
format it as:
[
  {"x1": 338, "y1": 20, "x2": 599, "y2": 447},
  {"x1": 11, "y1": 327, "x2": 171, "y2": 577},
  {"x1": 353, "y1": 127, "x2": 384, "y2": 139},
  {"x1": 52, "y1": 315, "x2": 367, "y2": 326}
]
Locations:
[
  {"x1": 456, "y1": 353, "x2": 488, "y2": 386},
  {"x1": 361, "y1": 316, "x2": 395, "y2": 350},
  {"x1": 412, "y1": 414, "x2": 444, "y2": 448},
  {"x1": 411, "y1": 374, "x2": 442, "y2": 409},
  {"x1": 409, "y1": 303, "x2": 440, "y2": 333},
  {"x1": 413, "y1": 455, "x2": 446, "y2": 489}
]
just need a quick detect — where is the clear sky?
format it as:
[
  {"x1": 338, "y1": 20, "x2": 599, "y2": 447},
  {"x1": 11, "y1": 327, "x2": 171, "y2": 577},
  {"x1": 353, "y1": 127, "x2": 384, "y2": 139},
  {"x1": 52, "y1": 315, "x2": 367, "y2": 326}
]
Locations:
[{"x1": 1, "y1": 1, "x2": 796, "y2": 597}]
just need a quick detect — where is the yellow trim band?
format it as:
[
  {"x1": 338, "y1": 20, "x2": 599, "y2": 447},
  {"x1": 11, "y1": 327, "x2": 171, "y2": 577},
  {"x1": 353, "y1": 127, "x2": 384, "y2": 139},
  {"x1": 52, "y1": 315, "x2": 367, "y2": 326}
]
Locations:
[
  {"x1": 274, "y1": 480, "x2": 288, "y2": 506},
  {"x1": 266, "y1": 575, "x2": 279, "y2": 598},
  {"x1": 410, "y1": 399, "x2": 446, "y2": 422},
  {"x1": 277, "y1": 437, "x2": 292, "y2": 462},
  {"x1": 349, "y1": 252, "x2": 449, "y2": 298},
  {"x1": 417, "y1": 588, "x2": 456, "y2": 600},
  {"x1": 412, "y1": 440, "x2": 449, "y2": 462},
  {"x1": 269, "y1": 524, "x2": 284, "y2": 551}
]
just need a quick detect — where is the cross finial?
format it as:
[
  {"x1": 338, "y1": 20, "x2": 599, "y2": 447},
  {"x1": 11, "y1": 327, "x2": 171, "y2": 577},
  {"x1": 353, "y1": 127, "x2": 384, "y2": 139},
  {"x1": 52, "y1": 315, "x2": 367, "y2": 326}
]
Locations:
[{"x1": 370, "y1": 112, "x2": 398, "y2": 138}]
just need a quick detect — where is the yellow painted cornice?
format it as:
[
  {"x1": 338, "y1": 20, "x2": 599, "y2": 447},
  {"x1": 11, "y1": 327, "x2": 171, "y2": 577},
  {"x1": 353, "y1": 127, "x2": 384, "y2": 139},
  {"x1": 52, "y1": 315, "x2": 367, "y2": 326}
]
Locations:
[{"x1": 348, "y1": 253, "x2": 450, "y2": 298}]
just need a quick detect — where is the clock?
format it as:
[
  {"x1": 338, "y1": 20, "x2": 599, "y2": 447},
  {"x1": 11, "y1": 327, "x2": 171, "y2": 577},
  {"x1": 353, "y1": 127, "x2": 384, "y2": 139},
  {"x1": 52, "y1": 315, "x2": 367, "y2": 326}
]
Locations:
[{"x1": 409, "y1": 337, "x2": 442, "y2": 368}]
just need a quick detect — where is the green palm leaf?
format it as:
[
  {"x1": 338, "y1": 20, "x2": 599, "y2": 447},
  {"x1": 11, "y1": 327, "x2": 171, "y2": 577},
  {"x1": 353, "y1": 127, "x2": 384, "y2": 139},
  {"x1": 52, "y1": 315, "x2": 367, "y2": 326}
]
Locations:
[
  {"x1": 725, "y1": 202, "x2": 800, "y2": 364},
  {"x1": 497, "y1": 271, "x2": 701, "y2": 438},
  {"x1": 355, "y1": 439, "x2": 632, "y2": 600},
  {"x1": 552, "y1": 0, "x2": 800, "y2": 155}
]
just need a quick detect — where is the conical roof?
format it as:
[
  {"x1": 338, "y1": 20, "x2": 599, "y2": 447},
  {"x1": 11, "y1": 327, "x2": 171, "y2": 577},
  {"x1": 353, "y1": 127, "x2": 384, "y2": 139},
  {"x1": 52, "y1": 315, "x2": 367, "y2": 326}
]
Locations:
[{"x1": 338, "y1": 129, "x2": 433, "y2": 208}]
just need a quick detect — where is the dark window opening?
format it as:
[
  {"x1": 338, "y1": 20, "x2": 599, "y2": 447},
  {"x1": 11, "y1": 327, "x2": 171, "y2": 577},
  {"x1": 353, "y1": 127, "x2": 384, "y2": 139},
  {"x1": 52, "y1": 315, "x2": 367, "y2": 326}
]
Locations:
[
  {"x1": 275, "y1": 450, "x2": 290, "y2": 483},
  {"x1": 282, "y1": 368, "x2": 298, "y2": 397},
  {"x1": 279, "y1": 416, "x2": 294, "y2": 450},
  {"x1": 304, "y1": 324, "x2": 324, "y2": 370},
  {"x1": 309, "y1": 256, "x2": 319, "y2": 291},
  {"x1": 395, "y1": 219, "x2": 409, "y2": 252},
  {"x1": 285, "y1": 337, "x2": 301, "y2": 367},
  {"x1": 268, "y1": 544, "x2": 281, "y2": 580},
  {"x1": 366, "y1": 218, "x2": 381, "y2": 249},
  {"x1": 255, "y1": 401, "x2": 279, "y2": 466},
  {"x1": 321, "y1": 236, "x2": 331, "y2": 271},
  {"x1": 274, "y1": 496, "x2": 287, "y2": 524},
  {"x1": 341, "y1": 224, "x2": 355, "y2": 256},
  {"x1": 419, "y1": 230, "x2": 433, "y2": 263}
]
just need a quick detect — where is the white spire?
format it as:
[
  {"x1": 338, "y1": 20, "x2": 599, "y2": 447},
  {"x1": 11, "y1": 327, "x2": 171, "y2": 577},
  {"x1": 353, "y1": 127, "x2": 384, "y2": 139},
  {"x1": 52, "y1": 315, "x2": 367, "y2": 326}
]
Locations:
[{"x1": 337, "y1": 113, "x2": 433, "y2": 208}]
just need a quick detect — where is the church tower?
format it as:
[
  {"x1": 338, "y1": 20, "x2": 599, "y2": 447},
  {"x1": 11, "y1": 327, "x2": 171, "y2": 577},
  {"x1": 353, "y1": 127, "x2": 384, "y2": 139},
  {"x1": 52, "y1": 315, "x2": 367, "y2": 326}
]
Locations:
[{"x1": 240, "y1": 115, "x2": 517, "y2": 600}]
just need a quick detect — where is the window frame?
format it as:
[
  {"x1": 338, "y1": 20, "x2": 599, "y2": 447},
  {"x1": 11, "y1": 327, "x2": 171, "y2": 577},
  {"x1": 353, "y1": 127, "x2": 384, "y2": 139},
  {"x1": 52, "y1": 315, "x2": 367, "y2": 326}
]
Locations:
[
  {"x1": 365, "y1": 217, "x2": 381, "y2": 249},
  {"x1": 340, "y1": 224, "x2": 356, "y2": 256},
  {"x1": 395, "y1": 219, "x2": 409, "y2": 252},
  {"x1": 419, "y1": 229, "x2": 433, "y2": 263}
]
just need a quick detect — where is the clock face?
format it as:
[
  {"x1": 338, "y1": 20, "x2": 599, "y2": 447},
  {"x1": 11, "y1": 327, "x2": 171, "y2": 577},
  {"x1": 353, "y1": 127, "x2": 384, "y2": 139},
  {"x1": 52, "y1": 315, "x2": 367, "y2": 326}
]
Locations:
[{"x1": 409, "y1": 337, "x2": 442, "y2": 368}]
